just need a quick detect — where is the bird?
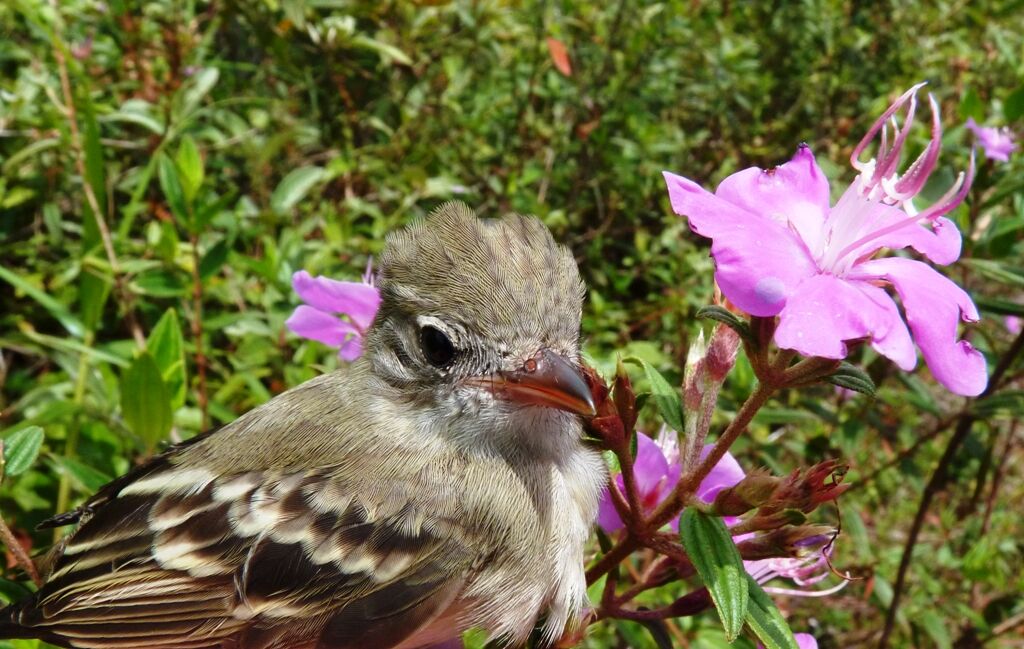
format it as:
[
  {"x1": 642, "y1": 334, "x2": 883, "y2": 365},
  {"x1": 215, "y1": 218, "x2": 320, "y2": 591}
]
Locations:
[{"x1": 0, "y1": 202, "x2": 606, "y2": 649}]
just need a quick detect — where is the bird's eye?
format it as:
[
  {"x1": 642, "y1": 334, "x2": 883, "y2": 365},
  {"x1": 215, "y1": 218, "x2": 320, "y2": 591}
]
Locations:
[{"x1": 419, "y1": 325, "x2": 457, "y2": 368}]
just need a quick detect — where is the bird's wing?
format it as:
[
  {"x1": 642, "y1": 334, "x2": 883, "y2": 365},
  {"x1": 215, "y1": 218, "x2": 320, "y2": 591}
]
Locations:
[{"x1": 17, "y1": 462, "x2": 477, "y2": 649}]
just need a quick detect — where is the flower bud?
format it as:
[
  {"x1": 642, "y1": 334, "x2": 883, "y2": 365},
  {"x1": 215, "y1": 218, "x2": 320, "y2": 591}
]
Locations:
[
  {"x1": 736, "y1": 525, "x2": 834, "y2": 561},
  {"x1": 706, "y1": 325, "x2": 741, "y2": 381},
  {"x1": 709, "y1": 470, "x2": 782, "y2": 516},
  {"x1": 683, "y1": 330, "x2": 708, "y2": 411}
]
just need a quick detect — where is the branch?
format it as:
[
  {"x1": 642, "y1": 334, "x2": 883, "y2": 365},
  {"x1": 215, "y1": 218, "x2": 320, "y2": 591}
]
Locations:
[{"x1": 878, "y1": 327, "x2": 1024, "y2": 648}]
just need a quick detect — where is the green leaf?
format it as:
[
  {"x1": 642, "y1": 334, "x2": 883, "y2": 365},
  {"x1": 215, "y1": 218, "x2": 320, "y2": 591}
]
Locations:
[
  {"x1": 975, "y1": 296, "x2": 1024, "y2": 316},
  {"x1": 679, "y1": 508, "x2": 748, "y2": 640},
  {"x1": 822, "y1": 361, "x2": 876, "y2": 396},
  {"x1": 958, "y1": 87, "x2": 984, "y2": 122},
  {"x1": 49, "y1": 455, "x2": 112, "y2": 493},
  {"x1": 121, "y1": 352, "x2": 174, "y2": 448},
  {"x1": 2, "y1": 426, "x2": 45, "y2": 477},
  {"x1": 175, "y1": 135, "x2": 204, "y2": 203},
  {"x1": 157, "y1": 152, "x2": 189, "y2": 222},
  {"x1": 352, "y1": 34, "x2": 413, "y2": 66},
  {"x1": 79, "y1": 268, "x2": 111, "y2": 333},
  {"x1": 147, "y1": 309, "x2": 187, "y2": 410},
  {"x1": 623, "y1": 357, "x2": 684, "y2": 431},
  {"x1": 0, "y1": 265, "x2": 85, "y2": 338},
  {"x1": 744, "y1": 574, "x2": 799, "y2": 649},
  {"x1": 198, "y1": 240, "x2": 229, "y2": 280},
  {"x1": 80, "y1": 92, "x2": 107, "y2": 249},
  {"x1": 178, "y1": 67, "x2": 219, "y2": 117},
  {"x1": 270, "y1": 166, "x2": 326, "y2": 213},
  {"x1": 1004, "y1": 86, "x2": 1024, "y2": 123},
  {"x1": 696, "y1": 305, "x2": 752, "y2": 342}
]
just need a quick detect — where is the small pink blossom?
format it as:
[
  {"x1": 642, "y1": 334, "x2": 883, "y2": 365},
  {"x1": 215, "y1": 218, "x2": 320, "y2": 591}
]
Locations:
[
  {"x1": 1005, "y1": 315, "x2": 1022, "y2": 335},
  {"x1": 285, "y1": 263, "x2": 381, "y2": 361},
  {"x1": 966, "y1": 118, "x2": 1017, "y2": 162},
  {"x1": 760, "y1": 633, "x2": 818, "y2": 649},
  {"x1": 597, "y1": 430, "x2": 682, "y2": 533},
  {"x1": 664, "y1": 84, "x2": 986, "y2": 396}
]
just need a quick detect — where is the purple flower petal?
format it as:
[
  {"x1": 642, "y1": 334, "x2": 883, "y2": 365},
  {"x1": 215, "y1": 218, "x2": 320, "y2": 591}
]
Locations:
[
  {"x1": 337, "y1": 336, "x2": 364, "y2": 361},
  {"x1": 774, "y1": 274, "x2": 914, "y2": 368},
  {"x1": 292, "y1": 270, "x2": 381, "y2": 330},
  {"x1": 854, "y1": 282, "x2": 917, "y2": 371},
  {"x1": 285, "y1": 305, "x2": 359, "y2": 347},
  {"x1": 795, "y1": 633, "x2": 819, "y2": 649},
  {"x1": 663, "y1": 172, "x2": 817, "y2": 317},
  {"x1": 596, "y1": 477, "x2": 626, "y2": 533},
  {"x1": 632, "y1": 433, "x2": 673, "y2": 498},
  {"x1": 844, "y1": 200, "x2": 960, "y2": 267},
  {"x1": 696, "y1": 446, "x2": 745, "y2": 503},
  {"x1": 856, "y1": 257, "x2": 987, "y2": 396},
  {"x1": 966, "y1": 118, "x2": 1017, "y2": 163},
  {"x1": 714, "y1": 145, "x2": 831, "y2": 247}
]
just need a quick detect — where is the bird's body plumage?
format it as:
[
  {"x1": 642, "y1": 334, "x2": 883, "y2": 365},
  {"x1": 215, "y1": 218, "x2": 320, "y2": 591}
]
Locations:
[{"x1": 2, "y1": 203, "x2": 605, "y2": 649}]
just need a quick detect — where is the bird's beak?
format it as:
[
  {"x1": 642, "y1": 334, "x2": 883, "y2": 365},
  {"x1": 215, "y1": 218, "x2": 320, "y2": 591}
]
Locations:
[{"x1": 468, "y1": 349, "x2": 596, "y2": 417}]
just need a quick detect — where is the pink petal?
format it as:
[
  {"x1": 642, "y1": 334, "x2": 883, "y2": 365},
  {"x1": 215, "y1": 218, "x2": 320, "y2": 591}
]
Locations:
[
  {"x1": 861, "y1": 206, "x2": 962, "y2": 265},
  {"x1": 337, "y1": 336, "x2": 365, "y2": 361},
  {"x1": 714, "y1": 145, "x2": 831, "y2": 247},
  {"x1": 696, "y1": 445, "x2": 746, "y2": 502},
  {"x1": 596, "y1": 479, "x2": 626, "y2": 533},
  {"x1": 823, "y1": 185, "x2": 960, "y2": 267},
  {"x1": 855, "y1": 258, "x2": 987, "y2": 396},
  {"x1": 285, "y1": 305, "x2": 359, "y2": 347},
  {"x1": 632, "y1": 433, "x2": 674, "y2": 497},
  {"x1": 759, "y1": 633, "x2": 819, "y2": 649},
  {"x1": 663, "y1": 172, "x2": 817, "y2": 316},
  {"x1": 774, "y1": 274, "x2": 915, "y2": 367},
  {"x1": 292, "y1": 270, "x2": 381, "y2": 330},
  {"x1": 795, "y1": 633, "x2": 819, "y2": 649},
  {"x1": 855, "y1": 282, "x2": 917, "y2": 371}
]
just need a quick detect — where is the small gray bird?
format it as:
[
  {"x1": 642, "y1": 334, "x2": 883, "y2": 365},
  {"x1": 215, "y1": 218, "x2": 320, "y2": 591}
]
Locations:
[{"x1": 0, "y1": 202, "x2": 606, "y2": 649}]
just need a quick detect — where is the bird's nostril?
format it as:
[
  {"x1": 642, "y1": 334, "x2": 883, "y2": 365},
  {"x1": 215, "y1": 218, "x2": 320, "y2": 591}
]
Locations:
[{"x1": 523, "y1": 358, "x2": 538, "y2": 373}]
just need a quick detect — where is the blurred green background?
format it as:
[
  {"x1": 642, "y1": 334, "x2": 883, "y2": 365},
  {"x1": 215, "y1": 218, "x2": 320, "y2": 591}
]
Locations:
[{"x1": 1, "y1": 1, "x2": 1023, "y2": 647}]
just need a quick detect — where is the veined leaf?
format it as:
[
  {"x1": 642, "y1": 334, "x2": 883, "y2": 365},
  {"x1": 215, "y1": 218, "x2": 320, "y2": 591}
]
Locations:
[
  {"x1": 2, "y1": 426, "x2": 45, "y2": 477},
  {"x1": 624, "y1": 357, "x2": 684, "y2": 432},
  {"x1": 157, "y1": 152, "x2": 189, "y2": 223},
  {"x1": 679, "y1": 508, "x2": 748, "y2": 640},
  {"x1": 271, "y1": 166, "x2": 326, "y2": 213},
  {"x1": 175, "y1": 135, "x2": 204, "y2": 203},
  {"x1": 744, "y1": 574, "x2": 799, "y2": 649},
  {"x1": 121, "y1": 352, "x2": 173, "y2": 449},
  {"x1": 147, "y1": 308, "x2": 187, "y2": 410}
]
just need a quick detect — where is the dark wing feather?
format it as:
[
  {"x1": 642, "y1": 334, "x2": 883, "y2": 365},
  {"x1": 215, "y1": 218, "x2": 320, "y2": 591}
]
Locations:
[{"x1": 11, "y1": 464, "x2": 475, "y2": 649}]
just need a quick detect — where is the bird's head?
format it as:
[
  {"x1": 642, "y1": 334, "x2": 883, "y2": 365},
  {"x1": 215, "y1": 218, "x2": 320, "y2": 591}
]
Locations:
[{"x1": 364, "y1": 201, "x2": 594, "y2": 453}]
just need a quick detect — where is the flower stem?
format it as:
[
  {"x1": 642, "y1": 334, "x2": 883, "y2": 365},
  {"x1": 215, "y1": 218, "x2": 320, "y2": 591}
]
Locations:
[
  {"x1": 647, "y1": 378, "x2": 777, "y2": 531},
  {"x1": 587, "y1": 377, "x2": 779, "y2": 587}
]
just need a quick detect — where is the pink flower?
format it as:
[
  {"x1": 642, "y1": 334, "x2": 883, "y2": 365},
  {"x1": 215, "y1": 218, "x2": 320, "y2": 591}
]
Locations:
[
  {"x1": 597, "y1": 430, "x2": 682, "y2": 533},
  {"x1": 966, "y1": 118, "x2": 1017, "y2": 162},
  {"x1": 285, "y1": 264, "x2": 381, "y2": 361},
  {"x1": 664, "y1": 84, "x2": 987, "y2": 396},
  {"x1": 760, "y1": 633, "x2": 818, "y2": 649},
  {"x1": 1007, "y1": 315, "x2": 1022, "y2": 335},
  {"x1": 596, "y1": 432, "x2": 750, "y2": 533}
]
